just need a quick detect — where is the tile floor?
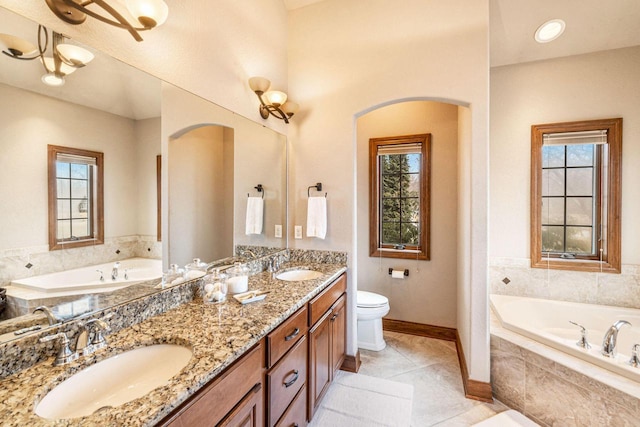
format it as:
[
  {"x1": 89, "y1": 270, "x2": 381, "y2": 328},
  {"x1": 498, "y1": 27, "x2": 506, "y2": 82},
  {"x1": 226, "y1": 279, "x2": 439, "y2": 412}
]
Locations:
[{"x1": 358, "y1": 331, "x2": 509, "y2": 426}]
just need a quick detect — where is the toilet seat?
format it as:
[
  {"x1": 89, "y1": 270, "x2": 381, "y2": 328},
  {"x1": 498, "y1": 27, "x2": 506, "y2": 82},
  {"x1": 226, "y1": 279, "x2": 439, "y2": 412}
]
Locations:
[{"x1": 357, "y1": 290, "x2": 389, "y2": 308}]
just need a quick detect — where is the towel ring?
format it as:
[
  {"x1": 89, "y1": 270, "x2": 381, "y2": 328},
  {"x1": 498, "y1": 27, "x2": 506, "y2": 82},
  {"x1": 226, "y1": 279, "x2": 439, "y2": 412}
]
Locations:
[
  {"x1": 307, "y1": 182, "x2": 327, "y2": 197},
  {"x1": 248, "y1": 184, "x2": 264, "y2": 199}
]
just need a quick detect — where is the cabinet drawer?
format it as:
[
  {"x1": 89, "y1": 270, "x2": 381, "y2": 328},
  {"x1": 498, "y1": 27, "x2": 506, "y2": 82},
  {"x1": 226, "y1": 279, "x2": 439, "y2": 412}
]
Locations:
[
  {"x1": 308, "y1": 274, "x2": 346, "y2": 327},
  {"x1": 275, "y1": 385, "x2": 307, "y2": 427},
  {"x1": 267, "y1": 305, "x2": 308, "y2": 368},
  {"x1": 267, "y1": 335, "x2": 307, "y2": 426}
]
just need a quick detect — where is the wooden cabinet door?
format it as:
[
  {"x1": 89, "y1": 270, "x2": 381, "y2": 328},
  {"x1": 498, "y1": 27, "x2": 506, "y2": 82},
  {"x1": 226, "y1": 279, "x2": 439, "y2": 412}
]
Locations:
[
  {"x1": 307, "y1": 309, "x2": 332, "y2": 421},
  {"x1": 330, "y1": 294, "x2": 347, "y2": 376},
  {"x1": 219, "y1": 383, "x2": 264, "y2": 427}
]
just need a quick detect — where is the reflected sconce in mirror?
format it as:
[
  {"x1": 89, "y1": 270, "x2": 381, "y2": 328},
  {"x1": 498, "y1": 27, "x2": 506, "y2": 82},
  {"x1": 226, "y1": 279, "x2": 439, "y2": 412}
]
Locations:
[
  {"x1": 249, "y1": 77, "x2": 299, "y2": 124},
  {"x1": 0, "y1": 25, "x2": 94, "y2": 87},
  {"x1": 43, "y1": 0, "x2": 169, "y2": 42}
]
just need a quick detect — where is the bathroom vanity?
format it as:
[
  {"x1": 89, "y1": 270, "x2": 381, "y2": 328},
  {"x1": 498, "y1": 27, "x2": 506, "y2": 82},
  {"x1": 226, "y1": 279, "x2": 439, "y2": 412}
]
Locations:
[
  {"x1": 159, "y1": 272, "x2": 347, "y2": 427},
  {"x1": 0, "y1": 260, "x2": 347, "y2": 426}
]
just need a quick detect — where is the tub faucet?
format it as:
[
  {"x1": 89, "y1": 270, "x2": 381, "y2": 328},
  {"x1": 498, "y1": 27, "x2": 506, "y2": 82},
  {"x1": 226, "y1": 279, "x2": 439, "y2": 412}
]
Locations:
[
  {"x1": 33, "y1": 305, "x2": 59, "y2": 326},
  {"x1": 111, "y1": 262, "x2": 121, "y2": 280},
  {"x1": 602, "y1": 320, "x2": 631, "y2": 358}
]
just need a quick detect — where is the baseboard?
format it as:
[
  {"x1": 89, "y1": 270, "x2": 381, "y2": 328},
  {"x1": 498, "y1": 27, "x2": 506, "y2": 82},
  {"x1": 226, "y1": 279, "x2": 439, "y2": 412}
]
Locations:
[
  {"x1": 383, "y1": 318, "x2": 493, "y2": 402},
  {"x1": 382, "y1": 318, "x2": 457, "y2": 341},
  {"x1": 455, "y1": 330, "x2": 493, "y2": 402},
  {"x1": 340, "y1": 351, "x2": 361, "y2": 373}
]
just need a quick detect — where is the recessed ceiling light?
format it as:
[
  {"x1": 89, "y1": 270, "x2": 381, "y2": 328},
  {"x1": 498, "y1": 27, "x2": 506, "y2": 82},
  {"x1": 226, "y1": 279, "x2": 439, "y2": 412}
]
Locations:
[{"x1": 534, "y1": 19, "x2": 566, "y2": 43}]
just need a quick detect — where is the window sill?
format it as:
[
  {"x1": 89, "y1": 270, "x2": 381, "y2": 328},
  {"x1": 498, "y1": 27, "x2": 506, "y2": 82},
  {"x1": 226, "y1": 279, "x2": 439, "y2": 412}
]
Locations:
[
  {"x1": 531, "y1": 258, "x2": 620, "y2": 274},
  {"x1": 50, "y1": 238, "x2": 104, "y2": 251},
  {"x1": 370, "y1": 248, "x2": 429, "y2": 261}
]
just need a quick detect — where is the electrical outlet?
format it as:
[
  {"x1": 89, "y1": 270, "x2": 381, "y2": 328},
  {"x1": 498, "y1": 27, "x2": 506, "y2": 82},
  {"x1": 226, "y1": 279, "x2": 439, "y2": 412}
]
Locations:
[
  {"x1": 275, "y1": 224, "x2": 282, "y2": 238},
  {"x1": 294, "y1": 225, "x2": 303, "y2": 239}
]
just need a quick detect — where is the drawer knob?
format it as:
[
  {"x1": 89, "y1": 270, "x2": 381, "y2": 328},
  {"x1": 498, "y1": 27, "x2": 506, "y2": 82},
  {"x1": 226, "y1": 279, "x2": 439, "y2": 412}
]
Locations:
[
  {"x1": 284, "y1": 327, "x2": 300, "y2": 342},
  {"x1": 283, "y1": 370, "x2": 299, "y2": 388}
]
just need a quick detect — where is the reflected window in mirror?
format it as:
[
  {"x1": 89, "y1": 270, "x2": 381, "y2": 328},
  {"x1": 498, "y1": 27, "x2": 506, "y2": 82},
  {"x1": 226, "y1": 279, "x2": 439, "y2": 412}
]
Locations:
[
  {"x1": 48, "y1": 145, "x2": 104, "y2": 250},
  {"x1": 369, "y1": 134, "x2": 431, "y2": 260},
  {"x1": 530, "y1": 118, "x2": 622, "y2": 273}
]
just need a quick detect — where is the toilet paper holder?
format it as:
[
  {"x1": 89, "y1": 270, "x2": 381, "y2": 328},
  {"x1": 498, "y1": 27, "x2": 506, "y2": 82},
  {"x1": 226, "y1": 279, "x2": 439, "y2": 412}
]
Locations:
[{"x1": 388, "y1": 268, "x2": 409, "y2": 277}]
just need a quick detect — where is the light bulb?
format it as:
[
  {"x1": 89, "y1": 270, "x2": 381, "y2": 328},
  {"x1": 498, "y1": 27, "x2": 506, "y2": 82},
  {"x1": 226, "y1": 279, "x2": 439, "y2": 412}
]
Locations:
[
  {"x1": 0, "y1": 33, "x2": 37, "y2": 57},
  {"x1": 281, "y1": 101, "x2": 299, "y2": 116},
  {"x1": 56, "y1": 44, "x2": 94, "y2": 66},
  {"x1": 126, "y1": 0, "x2": 169, "y2": 29},
  {"x1": 249, "y1": 77, "x2": 271, "y2": 94},
  {"x1": 266, "y1": 91, "x2": 287, "y2": 107},
  {"x1": 535, "y1": 19, "x2": 565, "y2": 43},
  {"x1": 41, "y1": 57, "x2": 76, "y2": 75},
  {"x1": 41, "y1": 72, "x2": 65, "y2": 87}
]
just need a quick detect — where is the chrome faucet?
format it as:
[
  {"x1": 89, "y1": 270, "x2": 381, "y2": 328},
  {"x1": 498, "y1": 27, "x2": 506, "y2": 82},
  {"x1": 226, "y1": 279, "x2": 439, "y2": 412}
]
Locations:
[
  {"x1": 111, "y1": 262, "x2": 121, "y2": 280},
  {"x1": 33, "y1": 305, "x2": 59, "y2": 326},
  {"x1": 76, "y1": 318, "x2": 111, "y2": 356},
  {"x1": 602, "y1": 320, "x2": 631, "y2": 358},
  {"x1": 39, "y1": 332, "x2": 78, "y2": 366},
  {"x1": 40, "y1": 317, "x2": 112, "y2": 366},
  {"x1": 629, "y1": 344, "x2": 640, "y2": 368}
]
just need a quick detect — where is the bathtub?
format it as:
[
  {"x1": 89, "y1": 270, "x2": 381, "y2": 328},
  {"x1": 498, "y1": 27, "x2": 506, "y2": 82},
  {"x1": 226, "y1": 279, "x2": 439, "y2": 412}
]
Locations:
[
  {"x1": 490, "y1": 294, "x2": 640, "y2": 383},
  {"x1": 10, "y1": 258, "x2": 162, "y2": 295}
]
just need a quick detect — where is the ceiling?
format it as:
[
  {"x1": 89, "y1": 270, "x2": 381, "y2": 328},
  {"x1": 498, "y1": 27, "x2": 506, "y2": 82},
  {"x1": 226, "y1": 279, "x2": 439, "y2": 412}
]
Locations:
[{"x1": 283, "y1": 0, "x2": 640, "y2": 67}]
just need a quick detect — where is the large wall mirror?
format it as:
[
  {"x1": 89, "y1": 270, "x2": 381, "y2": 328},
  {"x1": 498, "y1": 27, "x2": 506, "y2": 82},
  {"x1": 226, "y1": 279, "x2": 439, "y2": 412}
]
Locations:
[{"x1": 0, "y1": 6, "x2": 287, "y2": 342}]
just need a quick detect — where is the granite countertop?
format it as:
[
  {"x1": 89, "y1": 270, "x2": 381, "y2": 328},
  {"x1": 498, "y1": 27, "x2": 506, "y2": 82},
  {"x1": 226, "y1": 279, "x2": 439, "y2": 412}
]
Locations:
[{"x1": 0, "y1": 262, "x2": 347, "y2": 426}]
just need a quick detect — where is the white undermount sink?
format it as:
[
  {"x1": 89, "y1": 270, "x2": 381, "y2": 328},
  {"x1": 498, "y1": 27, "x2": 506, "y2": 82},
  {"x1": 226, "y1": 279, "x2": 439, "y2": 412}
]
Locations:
[
  {"x1": 35, "y1": 344, "x2": 192, "y2": 420},
  {"x1": 276, "y1": 269, "x2": 323, "y2": 281}
]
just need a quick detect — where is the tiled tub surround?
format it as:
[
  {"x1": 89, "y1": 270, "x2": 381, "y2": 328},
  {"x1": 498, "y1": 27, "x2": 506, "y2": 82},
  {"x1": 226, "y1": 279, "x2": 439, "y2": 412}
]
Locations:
[
  {"x1": 489, "y1": 257, "x2": 640, "y2": 309},
  {"x1": 491, "y1": 294, "x2": 640, "y2": 382},
  {"x1": 491, "y1": 312, "x2": 640, "y2": 426},
  {"x1": 5, "y1": 258, "x2": 163, "y2": 319},
  {"x1": 0, "y1": 260, "x2": 346, "y2": 426},
  {"x1": 0, "y1": 235, "x2": 162, "y2": 291}
]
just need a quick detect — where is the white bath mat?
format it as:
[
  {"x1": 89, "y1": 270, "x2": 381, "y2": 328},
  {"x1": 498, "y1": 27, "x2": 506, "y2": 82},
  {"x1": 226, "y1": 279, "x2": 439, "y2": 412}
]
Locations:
[
  {"x1": 309, "y1": 370, "x2": 413, "y2": 427},
  {"x1": 472, "y1": 409, "x2": 539, "y2": 426}
]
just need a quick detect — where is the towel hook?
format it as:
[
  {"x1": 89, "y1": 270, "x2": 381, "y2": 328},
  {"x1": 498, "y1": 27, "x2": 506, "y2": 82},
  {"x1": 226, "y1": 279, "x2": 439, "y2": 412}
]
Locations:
[
  {"x1": 307, "y1": 182, "x2": 327, "y2": 197},
  {"x1": 248, "y1": 184, "x2": 264, "y2": 199}
]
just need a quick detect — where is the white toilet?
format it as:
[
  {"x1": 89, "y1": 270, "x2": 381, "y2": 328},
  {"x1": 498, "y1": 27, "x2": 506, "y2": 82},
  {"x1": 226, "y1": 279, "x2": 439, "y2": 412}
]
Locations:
[{"x1": 356, "y1": 290, "x2": 390, "y2": 351}]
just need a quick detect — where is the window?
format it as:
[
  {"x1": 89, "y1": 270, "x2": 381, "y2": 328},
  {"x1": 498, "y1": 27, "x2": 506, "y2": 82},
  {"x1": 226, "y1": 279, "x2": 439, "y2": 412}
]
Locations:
[
  {"x1": 48, "y1": 145, "x2": 104, "y2": 250},
  {"x1": 369, "y1": 134, "x2": 430, "y2": 260},
  {"x1": 531, "y1": 118, "x2": 622, "y2": 273}
]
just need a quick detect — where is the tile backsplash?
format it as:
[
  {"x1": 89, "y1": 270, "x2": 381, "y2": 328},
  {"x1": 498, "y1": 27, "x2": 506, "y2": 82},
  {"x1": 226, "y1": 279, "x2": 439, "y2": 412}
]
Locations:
[{"x1": 490, "y1": 257, "x2": 640, "y2": 308}]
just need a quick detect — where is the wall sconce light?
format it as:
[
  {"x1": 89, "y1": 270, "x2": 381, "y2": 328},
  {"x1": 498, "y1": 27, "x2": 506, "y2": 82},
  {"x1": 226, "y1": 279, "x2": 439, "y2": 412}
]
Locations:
[
  {"x1": 249, "y1": 76, "x2": 299, "y2": 124},
  {"x1": 0, "y1": 25, "x2": 94, "y2": 86},
  {"x1": 44, "y1": 0, "x2": 169, "y2": 42}
]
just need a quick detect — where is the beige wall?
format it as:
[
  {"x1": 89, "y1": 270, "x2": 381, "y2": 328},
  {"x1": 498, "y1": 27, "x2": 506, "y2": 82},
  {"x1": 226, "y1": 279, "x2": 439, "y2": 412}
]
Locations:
[
  {"x1": 161, "y1": 84, "x2": 287, "y2": 268},
  {"x1": 0, "y1": 83, "x2": 158, "y2": 251},
  {"x1": 169, "y1": 126, "x2": 233, "y2": 266},
  {"x1": 288, "y1": 0, "x2": 490, "y2": 380},
  {"x1": 135, "y1": 117, "x2": 162, "y2": 238},
  {"x1": 490, "y1": 46, "x2": 640, "y2": 306},
  {"x1": 356, "y1": 101, "x2": 458, "y2": 328}
]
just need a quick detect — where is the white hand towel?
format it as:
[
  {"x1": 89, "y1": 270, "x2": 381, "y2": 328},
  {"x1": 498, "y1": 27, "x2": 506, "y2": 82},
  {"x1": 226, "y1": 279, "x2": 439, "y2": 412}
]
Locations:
[
  {"x1": 245, "y1": 197, "x2": 264, "y2": 235},
  {"x1": 306, "y1": 196, "x2": 327, "y2": 239}
]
